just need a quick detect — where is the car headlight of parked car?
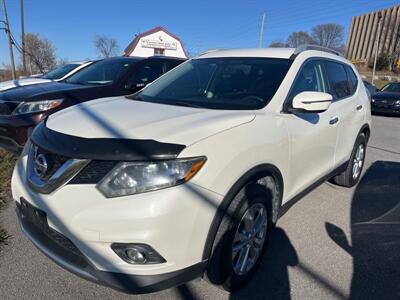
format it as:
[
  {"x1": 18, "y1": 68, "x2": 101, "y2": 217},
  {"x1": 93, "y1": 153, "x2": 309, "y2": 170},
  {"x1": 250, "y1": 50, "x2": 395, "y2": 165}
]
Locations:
[
  {"x1": 12, "y1": 99, "x2": 63, "y2": 115},
  {"x1": 395, "y1": 100, "x2": 400, "y2": 106},
  {"x1": 97, "y1": 157, "x2": 207, "y2": 198}
]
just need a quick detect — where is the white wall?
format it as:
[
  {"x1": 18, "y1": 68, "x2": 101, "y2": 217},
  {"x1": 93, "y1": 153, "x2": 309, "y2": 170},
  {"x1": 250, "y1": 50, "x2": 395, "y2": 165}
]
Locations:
[{"x1": 128, "y1": 30, "x2": 187, "y2": 58}]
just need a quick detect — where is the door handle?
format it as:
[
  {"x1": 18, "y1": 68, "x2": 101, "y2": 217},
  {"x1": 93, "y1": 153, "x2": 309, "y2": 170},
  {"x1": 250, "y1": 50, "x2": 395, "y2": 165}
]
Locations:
[
  {"x1": 329, "y1": 117, "x2": 339, "y2": 125},
  {"x1": 356, "y1": 104, "x2": 363, "y2": 111}
]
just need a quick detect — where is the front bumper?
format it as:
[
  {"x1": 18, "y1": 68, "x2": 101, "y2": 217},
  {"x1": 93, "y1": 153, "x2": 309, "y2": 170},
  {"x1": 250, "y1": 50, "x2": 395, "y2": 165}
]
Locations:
[
  {"x1": 0, "y1": 114, "x2": 44, "y2": 152},
  {"x1": 371, "y1": 105, "x2": 400, "y2": 115},
  {"x1": 16, "y1": 204, "x2": 206, "y2": 294},
  {"x1": 12, "y1": 155, "x2": 222, "y2": 292},
  {"x1": 0, "y1": 135, "x2": 23, "y2": 153}
]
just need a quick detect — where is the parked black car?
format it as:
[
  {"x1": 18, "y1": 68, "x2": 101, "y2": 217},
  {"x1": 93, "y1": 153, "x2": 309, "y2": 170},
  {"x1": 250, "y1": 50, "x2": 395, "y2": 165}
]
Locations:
[
  {"x1": 371, "y1": 82, "x2": 400, "y2": 115},
  {"x1": 363, "y1": 80, "x2": 379, "y2": 97},
  {"x1": 0, "y1": 56, "x2": 185, "y2": 152}
]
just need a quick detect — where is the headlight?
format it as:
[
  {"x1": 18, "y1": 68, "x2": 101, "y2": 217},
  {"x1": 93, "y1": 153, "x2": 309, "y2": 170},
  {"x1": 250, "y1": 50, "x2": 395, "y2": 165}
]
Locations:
[
  {"x1": 96, "y1": 157, "x2": 206, "y2": 198},
  {"x1": 13, "y1": 99, "x2": 63, "y2": 115},
  {"x1": 371, "y1": 98, "x2": 375, "y2": 103},
  {"x1": 395, "y1": 100, "x2": 400, "y2": 105}
]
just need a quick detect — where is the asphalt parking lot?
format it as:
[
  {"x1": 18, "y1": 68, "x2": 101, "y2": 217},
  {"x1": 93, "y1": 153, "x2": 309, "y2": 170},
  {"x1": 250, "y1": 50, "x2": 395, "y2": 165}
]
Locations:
[{"x1": 0, "y1": 115, "x2": 399, "y2": 300}]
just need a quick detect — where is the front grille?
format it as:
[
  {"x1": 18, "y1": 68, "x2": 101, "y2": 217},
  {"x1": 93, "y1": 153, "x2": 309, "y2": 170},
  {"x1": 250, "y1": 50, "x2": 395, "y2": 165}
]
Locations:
[
  {"x1": 0, "y1": 101, "x2": 18, "y2": 115},
  {"x1": 31, "y1": 145, "x2": 116, "y2": 185},
  {"x1": 17, "y1": 200, "x2": 88, "y2": 269},
  {"x1": 70, "y1": 160, "x2": 117, "y2": 184},
  {"x1": 34, "y1": 146, "x2": 70, "y2": 180}
]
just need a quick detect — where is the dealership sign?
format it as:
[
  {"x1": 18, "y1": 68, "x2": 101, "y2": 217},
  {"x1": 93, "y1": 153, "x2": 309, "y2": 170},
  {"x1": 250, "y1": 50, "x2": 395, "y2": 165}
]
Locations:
[{"x1": 141, "y1": 36, "x2": 178, "y2": 50}]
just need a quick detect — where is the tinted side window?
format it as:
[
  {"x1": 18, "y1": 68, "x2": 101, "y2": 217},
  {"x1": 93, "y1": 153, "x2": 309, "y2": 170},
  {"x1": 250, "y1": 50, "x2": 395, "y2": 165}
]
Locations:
[
  {"x1": 290, "y1": 60, "x2": 328, "y2": 99},
  {"x1": 324, "y1": 61, "x2": 351, "y2": 100},
  {"x1": 165, "y1": 60, "x2": 183, "y2": 72},
  {"x1": 346, "y1": 66, "x2": 358, "y2": 94},
  {"x1": 66, "y1": 60, "x2": 135, "y2": 85},
  {"x1": 124, "y1": 62, "x2": 164, "y2": 90}
]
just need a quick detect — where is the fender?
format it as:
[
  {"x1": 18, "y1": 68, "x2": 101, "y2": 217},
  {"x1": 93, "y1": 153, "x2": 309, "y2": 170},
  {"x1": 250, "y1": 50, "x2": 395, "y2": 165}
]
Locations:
[
  {"x1": 358, "y1": 123, "x2": 371, "y2": 142},
  {"x1": 201, "y1": 163, "x2": 284, "y2": 261}
]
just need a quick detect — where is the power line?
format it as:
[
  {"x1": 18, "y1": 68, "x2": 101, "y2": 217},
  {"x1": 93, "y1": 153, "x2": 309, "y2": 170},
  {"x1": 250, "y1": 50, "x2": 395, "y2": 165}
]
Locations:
[
  {"x1": 9, "y1": 30, "x2": 45, "y2": 73},
  {"x1": 21, "y1": 0, "x2": 26, "y2": 74}
]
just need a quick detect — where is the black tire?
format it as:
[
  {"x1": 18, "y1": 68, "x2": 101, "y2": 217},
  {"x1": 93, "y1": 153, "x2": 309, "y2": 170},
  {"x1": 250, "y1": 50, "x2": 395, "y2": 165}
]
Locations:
[
  {"x1": 205, "y1": 182, "x2": 275, "y2": 292},
  {"x1": 330, "y1": 133, "x2": 367, "y2": 187}
]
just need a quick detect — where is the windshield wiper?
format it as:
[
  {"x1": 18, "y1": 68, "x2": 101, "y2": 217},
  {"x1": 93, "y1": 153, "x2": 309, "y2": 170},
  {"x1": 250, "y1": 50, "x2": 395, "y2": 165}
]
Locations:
[{"x1": 174, "y1": 101, "x2": 204, "y2": 108}]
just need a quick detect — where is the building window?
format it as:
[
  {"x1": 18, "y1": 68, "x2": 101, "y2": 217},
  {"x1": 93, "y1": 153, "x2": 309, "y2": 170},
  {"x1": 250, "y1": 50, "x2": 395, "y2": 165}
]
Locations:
[{"x1": 154, "y1": 48, "x2": 165, "y2": 56}]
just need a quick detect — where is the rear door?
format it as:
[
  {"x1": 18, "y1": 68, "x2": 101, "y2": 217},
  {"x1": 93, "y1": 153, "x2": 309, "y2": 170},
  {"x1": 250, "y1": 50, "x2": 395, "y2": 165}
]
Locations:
[
  {"x1": 122, "y1": 60, "x2": 184, "y2": 93},
  {"x1": 122, "y1": 61, "x2": 165, "y2": 92},
  {"x1": 164, "y1": 59, "x2": 184, "y2": 72},
  {"x1": 283, "y1": 59, "x2": 339, "y2": 198},
  {"x1": 323, "y1": 61, "x2": 364, "y2": 166}
]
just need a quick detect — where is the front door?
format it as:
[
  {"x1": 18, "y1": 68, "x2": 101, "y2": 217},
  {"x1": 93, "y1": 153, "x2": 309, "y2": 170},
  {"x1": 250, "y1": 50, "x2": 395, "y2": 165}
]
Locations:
[{"x1": 283, "y1": 59, "x2": 339, "y2": 200}]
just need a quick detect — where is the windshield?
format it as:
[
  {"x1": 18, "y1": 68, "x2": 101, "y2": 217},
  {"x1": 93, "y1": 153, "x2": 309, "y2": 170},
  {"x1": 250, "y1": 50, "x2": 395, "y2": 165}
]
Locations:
[
  {"x1": 381, "y1": 82, "x2": 400, "y2": 93},
  {"x1": 66, "y1": 59, "x2": 136, "y2": 85},
  {"x1": 42, "y1": 64, "x2": 80, "y2": 79},
  {"x1": 132, "y1": 57, "x2": 292, "y2": 109}
]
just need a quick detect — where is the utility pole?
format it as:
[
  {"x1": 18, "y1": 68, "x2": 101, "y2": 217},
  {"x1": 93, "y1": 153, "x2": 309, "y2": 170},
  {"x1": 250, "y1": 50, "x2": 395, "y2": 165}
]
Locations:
[
  {"x1": 1, "y1": 0, "x2": 16, "y2": 80},
  {"x1": 21, "y1": 0, "x2": 26, "y2": 75},
  {"x1": 258, "y1": 12, "x2": 266, "y2": 48},
  {"x1": 372, "y1": 12, "x2": 383, "y2": 85}
]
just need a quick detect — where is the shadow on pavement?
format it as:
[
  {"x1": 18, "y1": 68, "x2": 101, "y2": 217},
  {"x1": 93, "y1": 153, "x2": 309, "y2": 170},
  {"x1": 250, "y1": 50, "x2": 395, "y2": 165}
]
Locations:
[
  {"x1": 231, "y1": 227, "x2": 298, "y2": 299},
  {"x1": 326, "y1": 161, "x2": 400, "y2": 300}
]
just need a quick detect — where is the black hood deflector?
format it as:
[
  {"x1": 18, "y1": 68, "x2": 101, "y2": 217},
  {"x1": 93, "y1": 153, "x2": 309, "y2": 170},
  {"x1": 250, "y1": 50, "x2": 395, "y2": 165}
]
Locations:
[{"x1": 30, "y1": 120, "x2": 186, "y2": 161}]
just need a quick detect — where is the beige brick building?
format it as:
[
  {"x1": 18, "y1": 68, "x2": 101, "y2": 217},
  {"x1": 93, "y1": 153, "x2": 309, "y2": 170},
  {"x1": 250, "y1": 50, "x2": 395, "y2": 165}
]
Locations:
[{"x1": 346, "y1": 5, "x2": 400, "y2": 64}]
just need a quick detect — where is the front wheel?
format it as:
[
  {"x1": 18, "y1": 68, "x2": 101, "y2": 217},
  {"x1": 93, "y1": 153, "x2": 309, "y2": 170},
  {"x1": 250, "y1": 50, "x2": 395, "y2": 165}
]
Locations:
[
  {"x1": 330, "y1": 133, "x2": 367, "y2": 187},
  {"x1": 206, "y1": 183, "x2": 274, "y2": 291}
]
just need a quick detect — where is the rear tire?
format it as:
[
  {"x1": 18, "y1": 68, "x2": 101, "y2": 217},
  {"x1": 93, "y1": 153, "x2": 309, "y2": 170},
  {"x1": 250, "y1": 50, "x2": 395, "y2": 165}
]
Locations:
[
  {"x1": 205, "y1": 182, "x2": 275, "y2": 292},
  {"x1": 330, "y1": 133, "x2": 367, "y2": 187}
]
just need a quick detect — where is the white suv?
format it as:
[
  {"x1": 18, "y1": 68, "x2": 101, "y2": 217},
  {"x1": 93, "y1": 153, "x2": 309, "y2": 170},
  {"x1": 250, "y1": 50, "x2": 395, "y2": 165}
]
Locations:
[{"x1": 12, "y1": 46, "x2": 371, "y2": 294}]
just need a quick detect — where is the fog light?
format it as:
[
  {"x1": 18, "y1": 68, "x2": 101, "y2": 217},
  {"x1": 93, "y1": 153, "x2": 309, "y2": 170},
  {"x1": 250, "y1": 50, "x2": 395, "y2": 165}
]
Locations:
[
  {"x1": 125, "y1": 248, "x2": 146, "y2": 264},
  {"x1": 111, "y1": 243, "x2": 166, "y2": 264}
]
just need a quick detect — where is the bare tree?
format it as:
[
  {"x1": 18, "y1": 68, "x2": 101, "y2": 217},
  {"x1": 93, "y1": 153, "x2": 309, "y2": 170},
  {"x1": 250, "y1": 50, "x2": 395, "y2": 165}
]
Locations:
[
  {"x1": 311, "y1": 23, "x2": 344, "y2": 49},
  {"x1": 286, "y1": 31, "x2": 315, "y2": 48},
  {"x1": 23, "y1": 33, "x2": 56, "y2": 74},
  {"x1": 94, "y1": 35, "x2": 119, "y2": 58},
  {"x1": 57, "y1": 58, "x2": 70, "y2": 67},
  {"x1": 269, "y1": 40, "x2": 287, "y2": 48}
]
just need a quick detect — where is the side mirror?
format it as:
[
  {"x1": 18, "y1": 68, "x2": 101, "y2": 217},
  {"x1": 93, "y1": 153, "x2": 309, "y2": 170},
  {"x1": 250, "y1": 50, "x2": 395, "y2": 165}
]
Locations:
[{"x1": 291, "y1": 91, "x2": 333, "y2": 113}]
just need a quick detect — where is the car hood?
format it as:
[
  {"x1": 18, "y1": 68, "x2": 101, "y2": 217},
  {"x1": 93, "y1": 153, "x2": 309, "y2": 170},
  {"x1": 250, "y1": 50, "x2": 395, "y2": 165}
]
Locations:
[
  {"x1": 0, "y1": 81, "x2": 102, "y2": 102},
  {"x1": 372, "y1": 91, "x2": 400, "y2": 100},
  {"x1": 0, "y1": 78, "x2": 52, "y2": 91},
  {"x1": 46, "y1": 97, "x2": 256, "y2": 146}
]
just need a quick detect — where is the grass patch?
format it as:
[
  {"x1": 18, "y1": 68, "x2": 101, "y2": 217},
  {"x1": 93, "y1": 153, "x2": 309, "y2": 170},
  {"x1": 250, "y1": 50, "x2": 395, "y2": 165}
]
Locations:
[{"x1": 0, "y1": 149, "x2": 17, "y2": 251}]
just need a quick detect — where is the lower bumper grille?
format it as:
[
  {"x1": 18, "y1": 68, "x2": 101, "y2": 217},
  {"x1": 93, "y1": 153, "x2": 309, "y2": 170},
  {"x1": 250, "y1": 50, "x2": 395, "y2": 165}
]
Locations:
[{"x1": 17, "y1": 199, "x2": 88, "y2": 269}]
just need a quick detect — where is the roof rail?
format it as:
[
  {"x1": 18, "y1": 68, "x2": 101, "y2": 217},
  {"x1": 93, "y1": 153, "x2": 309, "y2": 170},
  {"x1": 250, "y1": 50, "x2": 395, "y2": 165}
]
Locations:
[
  {"x1": 291, "y1": 44, "x2": 344, "y2": 58},
  {"x1": 198, "y1": 48, "x2": 225, "y2": 56}
]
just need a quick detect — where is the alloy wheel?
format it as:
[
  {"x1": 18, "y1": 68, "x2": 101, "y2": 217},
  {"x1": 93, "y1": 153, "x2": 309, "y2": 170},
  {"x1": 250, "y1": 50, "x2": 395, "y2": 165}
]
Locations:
[
  {"x1": 352, "y1": 143, "x2": 365, "y2": 180},
  {"x1": 232, "y1": 203, "x2": 268, "y2": 276}
]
